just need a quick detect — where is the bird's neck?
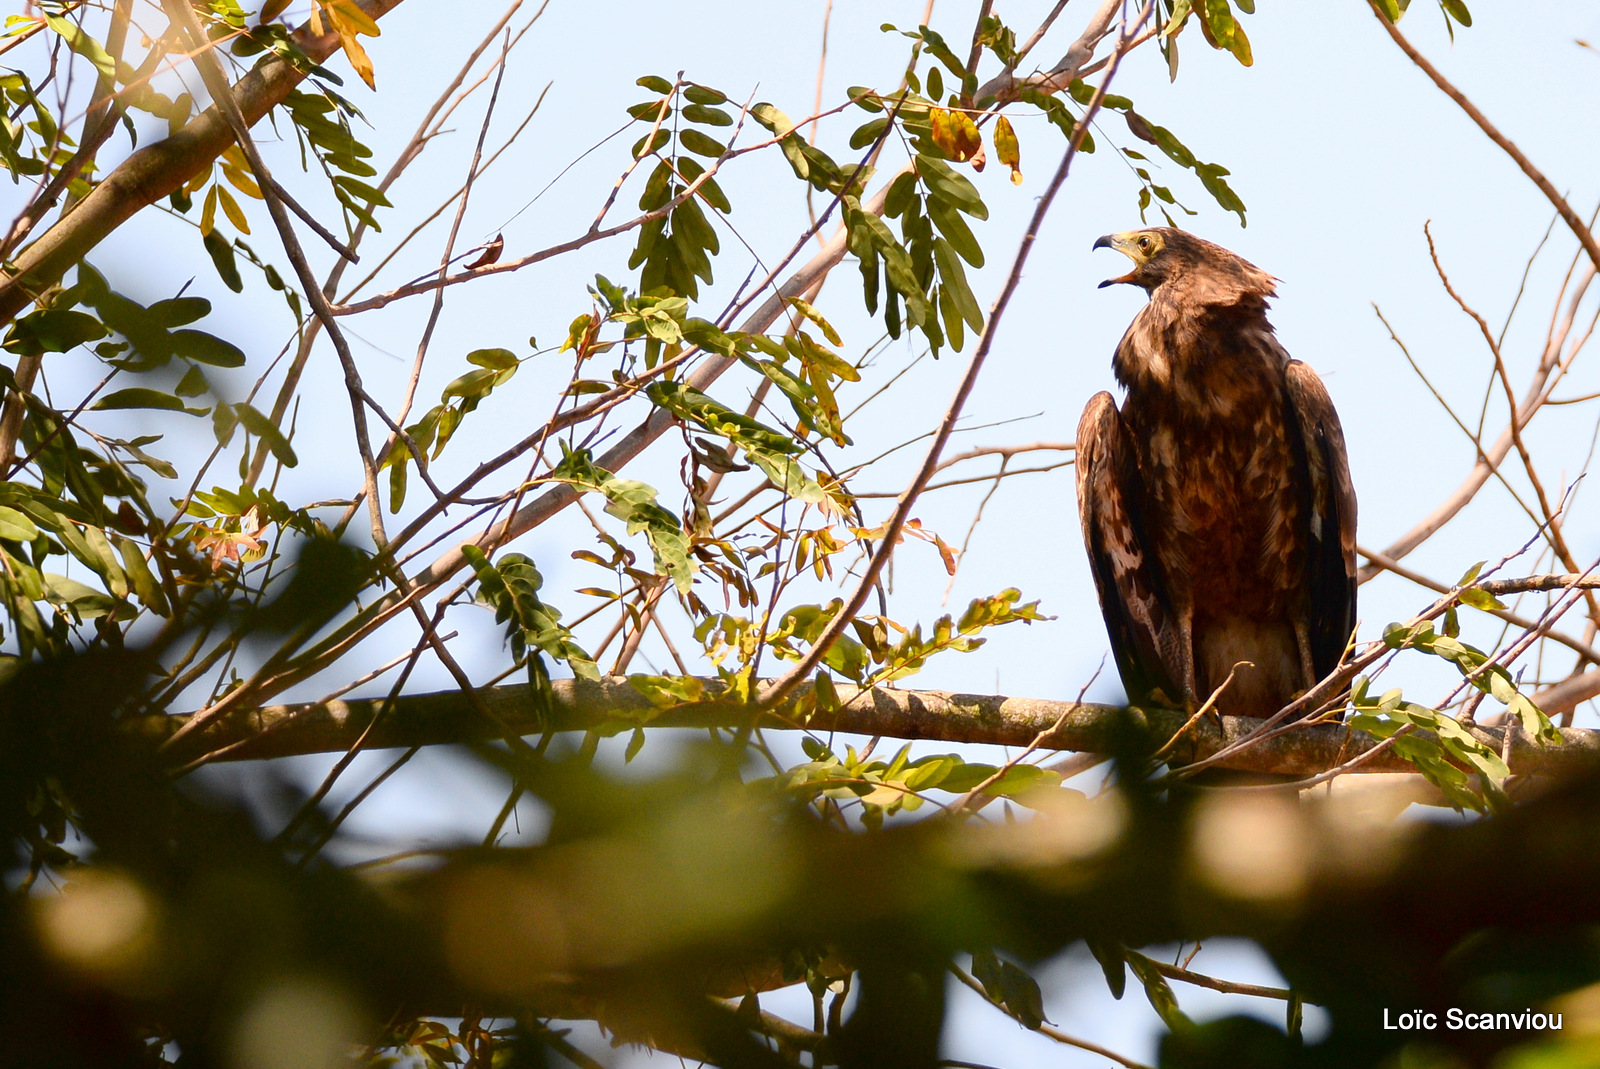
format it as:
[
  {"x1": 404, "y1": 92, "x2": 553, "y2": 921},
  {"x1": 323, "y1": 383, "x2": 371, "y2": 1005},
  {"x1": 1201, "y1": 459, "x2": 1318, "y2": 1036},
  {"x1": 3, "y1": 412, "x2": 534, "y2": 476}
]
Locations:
[{"x1": 1113, "y1": 293, "x2": 1288, "y2": 417}]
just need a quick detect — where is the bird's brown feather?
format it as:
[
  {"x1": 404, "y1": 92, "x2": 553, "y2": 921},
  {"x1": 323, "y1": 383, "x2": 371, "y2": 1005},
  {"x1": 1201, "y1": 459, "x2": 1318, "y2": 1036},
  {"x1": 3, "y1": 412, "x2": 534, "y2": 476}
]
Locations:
[{"x1": 1080, "y1": 229, "x2": 1357, "y2": 718}]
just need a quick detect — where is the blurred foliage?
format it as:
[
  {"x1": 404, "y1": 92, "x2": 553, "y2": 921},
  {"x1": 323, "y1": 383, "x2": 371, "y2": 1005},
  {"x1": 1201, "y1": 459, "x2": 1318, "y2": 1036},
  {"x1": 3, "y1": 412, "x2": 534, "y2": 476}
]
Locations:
[{"x1": 8, "y1": 640, "x2": 1600, "y2": 1068}]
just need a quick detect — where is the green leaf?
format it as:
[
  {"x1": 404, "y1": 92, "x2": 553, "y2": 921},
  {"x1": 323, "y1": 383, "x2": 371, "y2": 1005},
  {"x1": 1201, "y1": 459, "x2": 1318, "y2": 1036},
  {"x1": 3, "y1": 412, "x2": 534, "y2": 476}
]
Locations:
[
  {"x1": 646, "y1": 381, "x2": 825, "y2": 505},
  {"x1": 926, "y1": 197, "x2": 984, "y2": 267},
  {"x1": 42, "y1": 573, "x2": 121, "y2": 621},
  {"x1": 933, "y1": 237, "x2": 984, "y2": 333},
  {"x1": 678, "y1": 128, "x2": 727, "y2": 158},
  {"x1": 916, "y1": 25, "x2": 969, "y2": 79},
  {"x1": 175, "y1": 365, "x2": 210, "y2": 398},
  {"x1": 115, "y1": 534, "x2": 168, "y2": 615},
  {"x1": 937, "y1": 762, "x2": 1001, "y2": 793},
  {"x1": 466, "y1": 347, "x2": 518, "y2": 370},
  {"x1": 883, "y1": 172, "x2": 918, "y2": 218},
  {"x1": 82, "y1": 524, "x2": 128, "y2": 599},
  {"x1": 901, "y1": 755, "x2": 957, "y2": 791},
  {"x1": 1458, "y1": 587, "x2": 1506, "y2": 611},
  {"x1": 849, "y1": 116, "x2": 889, "y2": 150},
  {"x1": 1440, "y1": 0, "x2": 1471, "y2": 25},
  {"x1": 971, "y1": 949, "x2": 1004, "y2": 1000},
  {"x1": 1195, "y1": 162, "x2": 1247, "y2": 227},
  {"x1": 786, "y1": 297, "x2": 843, "y2": 347},
  {"x1": 628, "y1": 673, "x2": 705, "y2": 708},
  {"x1": 92, "y1": 388, "x2": 195, "y2": 414},
  {"x1": 44, "y1": 15, "x2": 116, "y2": 81},
  {"x1": 4, "y1": 309, "x2": 107, "y2": 356},
  {"x1": 676, "y1": 157, "x2": 732, "y2": 214},
  {"x1": 1197, "y1": 0, "x2": 1253, "y2": 65},
  {"x1": 998, "y1": 961, "x2": 1047, "y2": 1030},
  {"x1": 1086, "y1": 938, "x2": 1127, "y2": 1000},
  {"x1": 788, "y1": 331, "x2": 858, "y2": 382},
  {"x1": 149, "y1": 296, "x2": 210, "y2": 328},
  {"x1": 985, "y1": 763, "x2": 1061, "y2": 797},
  {"x1": 388, "y1": 452, "x2": 409, "y2": 513},
  {"x1": 682, "y1": 103, "x2": 732, "y2": 127},
  {"x1": 631, "y1": 129, "x2": 670, "y2": 158},
  {"x1": 553, "y1": 447, "x2": 696, "y2": 594},
  {"x1": 203, "y1": 230, "x2": 243, "y2": 292},
  {"x1": 626, "y1": 100, "x2": 672, "y2": 122},
  {"x1": 331, "y1": 175, "x2": 393, "y2": 208},
  {"x1": 636, "y1": 75, "x2": 674, "y2": 94},
  {"x1": 749, "y1": 102, "x2": 796, "y2": 137},
  {"x1": 938, "y1": 285, "x2": 965, "y2": 352},
  {"x1": 442, "y1": 367, "x2": 502, "y2": 400},
  {"x1": 463, "y1": 546, "x2": 599, "y2": 688},
  {"x1": 0, "y1": 506, "x2": 38, "y2": 542},
  {"x1": 683, "y1": 84, "x2": 727, "y2": 105},
  {"x1": 1126, "y1": 950, "x2": 1193, "y2": 1032},
  {"x1": 170, "y1": 329, "x2": 246, "y2": 368},
  {"x1": 847, "y1": 86, "x2": 883, "y2": 112},
  {"x1": 915, "y1": 155, "x2": 988, "y2": 219},
  {"x1": 234, "y1": 403, "x2": 298, "y2": 467}
]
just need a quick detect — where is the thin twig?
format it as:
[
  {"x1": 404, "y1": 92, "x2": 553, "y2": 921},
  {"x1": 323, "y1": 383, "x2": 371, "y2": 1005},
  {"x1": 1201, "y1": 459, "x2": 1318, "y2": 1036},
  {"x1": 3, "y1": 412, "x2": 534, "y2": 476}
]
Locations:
[
  {"x1": 1424, "y1": 222, "x2": 1600, "y2": 627},
  {"x1": 761, "y1": 4, "x2": 1154, "y2": 712},
  {"x1": 950, "y1": 963, "x2": 1154, "y2": 1069},
  {"x1": 1373, "y1": 3, "x2": 1600, "y2": 273},
  {"x1": 159, "y1": 0, "x2": 389, "y2": 547},
  {"x1": 1358, "y1": 545, "x2": 1598, "y2": 665}
]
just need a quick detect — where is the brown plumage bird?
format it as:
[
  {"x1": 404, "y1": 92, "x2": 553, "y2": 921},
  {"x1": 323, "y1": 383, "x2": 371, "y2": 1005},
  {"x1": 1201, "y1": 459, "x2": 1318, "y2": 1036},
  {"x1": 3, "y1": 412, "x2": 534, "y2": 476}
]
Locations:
[{"x1": 1077, "y1": 228, "x2": 1357, "y2": 720}]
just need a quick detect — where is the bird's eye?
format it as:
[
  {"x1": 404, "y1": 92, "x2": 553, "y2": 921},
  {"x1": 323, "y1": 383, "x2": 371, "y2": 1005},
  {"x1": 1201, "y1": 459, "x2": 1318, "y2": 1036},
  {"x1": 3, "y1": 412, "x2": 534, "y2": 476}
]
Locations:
[{"x1": 1137, "y1": 236, "x2": 1152, "y2": 252}]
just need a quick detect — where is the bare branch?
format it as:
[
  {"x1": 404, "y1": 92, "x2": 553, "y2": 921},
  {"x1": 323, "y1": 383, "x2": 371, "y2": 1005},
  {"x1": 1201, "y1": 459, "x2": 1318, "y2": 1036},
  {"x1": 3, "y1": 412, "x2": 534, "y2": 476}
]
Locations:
[
  {"x1": 1358, "y1": 263, "x2": 1597, "y2": 581},
  {"x1": 1373, "y1": 3, "x2": 1600, "y2": 274},
  {"x1": 141, "y1": 676, "x2": 1600, "y2": 781}
]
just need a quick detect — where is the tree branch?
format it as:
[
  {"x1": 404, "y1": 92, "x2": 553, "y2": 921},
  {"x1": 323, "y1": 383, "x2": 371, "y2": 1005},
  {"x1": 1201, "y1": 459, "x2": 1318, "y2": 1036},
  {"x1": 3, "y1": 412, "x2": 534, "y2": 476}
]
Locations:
[
  {"x1": 1373, "y1": 3, "x2": 1600, "y2": 274},
  {"x1": 138, "y1": 676, "x2": 1600, "y2": 779},
  {"x1": 759, "y1": 4, "x2": 1153, "y2": 713},
  {"x1": 0, "y1": 0, "x2": 407, "y2": 327}
]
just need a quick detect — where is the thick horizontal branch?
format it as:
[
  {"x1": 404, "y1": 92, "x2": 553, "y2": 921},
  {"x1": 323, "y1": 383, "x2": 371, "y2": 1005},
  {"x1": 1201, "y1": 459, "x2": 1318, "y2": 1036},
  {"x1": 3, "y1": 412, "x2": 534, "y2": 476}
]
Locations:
[{"x1": 140, "y1": 677, "x2": 1600, "y2": 779}]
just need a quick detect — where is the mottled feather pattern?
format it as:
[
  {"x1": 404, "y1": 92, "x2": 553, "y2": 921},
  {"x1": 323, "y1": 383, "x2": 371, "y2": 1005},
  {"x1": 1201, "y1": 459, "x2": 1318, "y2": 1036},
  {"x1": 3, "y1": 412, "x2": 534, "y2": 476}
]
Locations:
[
  {"x1": 1080, "y1": 228, "x2": 1357, "y2": 719},
  {"x1": 1076, "y1": 393, "x2": 1181, "y2": 708}
]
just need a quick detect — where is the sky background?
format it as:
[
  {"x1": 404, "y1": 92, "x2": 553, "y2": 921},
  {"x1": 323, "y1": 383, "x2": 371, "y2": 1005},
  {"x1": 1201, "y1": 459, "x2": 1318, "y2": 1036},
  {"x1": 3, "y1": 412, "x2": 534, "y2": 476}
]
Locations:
[{"x1": 12, "y1": 0, "x2": 1600, "y2": 1063}]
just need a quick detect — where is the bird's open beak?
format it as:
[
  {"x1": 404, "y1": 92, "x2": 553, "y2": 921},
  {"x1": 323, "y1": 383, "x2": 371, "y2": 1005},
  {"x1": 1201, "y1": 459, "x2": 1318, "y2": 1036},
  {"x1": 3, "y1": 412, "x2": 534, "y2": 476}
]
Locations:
[{"x1": 1093, "y1": 232, "x2": 1140, "y2": 289}]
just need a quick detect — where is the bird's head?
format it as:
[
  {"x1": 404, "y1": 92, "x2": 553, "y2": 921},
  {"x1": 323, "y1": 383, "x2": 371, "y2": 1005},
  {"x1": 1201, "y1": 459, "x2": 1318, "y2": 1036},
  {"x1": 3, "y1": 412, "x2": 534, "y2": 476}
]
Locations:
[{"x1": 1093, "y1": 227, "x2": 1276, "y2": 305}]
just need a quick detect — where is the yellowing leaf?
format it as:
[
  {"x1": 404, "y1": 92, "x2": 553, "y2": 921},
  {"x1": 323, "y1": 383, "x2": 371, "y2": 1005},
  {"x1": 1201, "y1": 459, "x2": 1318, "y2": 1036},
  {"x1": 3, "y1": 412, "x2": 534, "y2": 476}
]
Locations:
[
  {"x1": 200, "y1": 183, "x2": 218, "y2": 237},
  {"x1": 930, "y1": 107, "x2": 982, "y2": 163},
  {"x1": 786, "y1": 296, "x2": 842, "y2": 346},
  {"x1": 323, "y1": 1, "x2": 378, "y2": 89},
  {"x1": 216, "y1": 185, "x2": 250, "y2": 234},
  {"x1": 338, "y1": 30, "x2": 375, "y2": 89},
  {"x1": 995, "y1": 115, "x2": 1023, "y2": 185},
  {"x1": 327, "y1": 0, "x2": 380, "y2": 35},
  {"x1": 221, "y1": 162, "x2": 262, "y2": 199}
]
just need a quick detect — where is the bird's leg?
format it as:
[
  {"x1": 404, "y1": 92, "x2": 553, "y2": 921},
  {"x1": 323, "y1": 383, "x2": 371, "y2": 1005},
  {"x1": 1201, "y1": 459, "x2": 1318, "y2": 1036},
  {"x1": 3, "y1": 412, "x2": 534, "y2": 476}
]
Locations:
[
  {"x1": 1175, "y1": 604, "x2": 1200, "y2": 710},
  {"x1": 1293, "y1": 619, "x2": 1319, "y2": 700},
  {"x1": 1174, "y1": 602, "x2": 1227, "y2": 735}
]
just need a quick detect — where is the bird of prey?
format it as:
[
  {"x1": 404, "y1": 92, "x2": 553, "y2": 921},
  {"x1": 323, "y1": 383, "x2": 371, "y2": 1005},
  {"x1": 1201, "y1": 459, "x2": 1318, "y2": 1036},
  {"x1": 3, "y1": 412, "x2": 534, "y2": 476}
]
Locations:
[{"x1": 1077, "y1": 228, "x2": 1357, "y2": 720}]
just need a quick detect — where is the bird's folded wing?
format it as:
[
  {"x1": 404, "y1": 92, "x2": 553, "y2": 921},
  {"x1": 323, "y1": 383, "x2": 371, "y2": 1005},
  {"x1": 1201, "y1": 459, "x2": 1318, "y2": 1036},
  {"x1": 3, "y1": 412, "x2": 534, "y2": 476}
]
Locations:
[
  {"x1": 1284, "y1": 361, "x2": 1359, "y2": 679},
  {"x1": 1076, "y1": 392, "x2": 1181, "y2": 707}
]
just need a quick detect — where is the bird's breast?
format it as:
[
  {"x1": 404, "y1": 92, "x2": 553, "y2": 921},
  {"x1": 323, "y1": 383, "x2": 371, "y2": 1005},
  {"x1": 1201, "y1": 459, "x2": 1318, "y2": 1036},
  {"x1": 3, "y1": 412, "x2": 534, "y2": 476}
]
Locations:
[{"x1": 1128, "y1": 374, "x2": 1304, "y2": 610}]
